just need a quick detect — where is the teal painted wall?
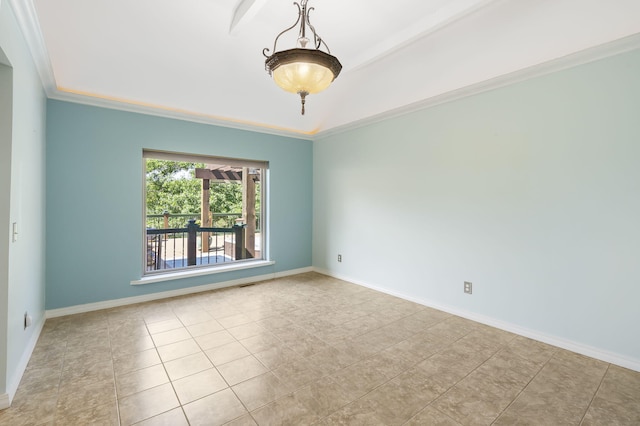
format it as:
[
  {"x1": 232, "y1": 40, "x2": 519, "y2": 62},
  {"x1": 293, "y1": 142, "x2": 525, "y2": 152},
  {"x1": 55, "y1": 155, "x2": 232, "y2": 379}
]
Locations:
[
  {"x1": 0, "y1": 1, "x2": 47, "y2": 401},
  {"x1": 46, "y1": 101, "x2": 312, "y2": 309},
  {"x1": 314, "y1": 49, "x2": 640, "y2": 364}
]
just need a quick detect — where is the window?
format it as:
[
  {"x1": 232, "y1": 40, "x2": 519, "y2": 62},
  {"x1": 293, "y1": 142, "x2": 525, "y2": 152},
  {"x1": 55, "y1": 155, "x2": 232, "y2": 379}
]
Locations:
[{"x1": 143, "y1": 150, "x2": 266, "y2": 275}]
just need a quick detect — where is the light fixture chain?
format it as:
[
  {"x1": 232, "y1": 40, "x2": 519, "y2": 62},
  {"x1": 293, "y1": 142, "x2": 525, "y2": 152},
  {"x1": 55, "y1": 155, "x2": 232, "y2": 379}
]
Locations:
[
  {"x1": 299, "y1": 1, "x2": 308, "y2": 41},
  {"x1": 305, "y1": 6, "x2": 331, "y2": 54},
  {"x1": 263, "y1": 2, "x2": 303, "y2": 58}
]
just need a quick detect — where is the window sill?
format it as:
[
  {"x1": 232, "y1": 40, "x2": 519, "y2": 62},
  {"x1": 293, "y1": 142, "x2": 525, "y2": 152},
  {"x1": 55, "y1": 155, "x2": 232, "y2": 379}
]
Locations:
[{"x1": 131, "y1": 260, "x2": 275, "y2": 285}]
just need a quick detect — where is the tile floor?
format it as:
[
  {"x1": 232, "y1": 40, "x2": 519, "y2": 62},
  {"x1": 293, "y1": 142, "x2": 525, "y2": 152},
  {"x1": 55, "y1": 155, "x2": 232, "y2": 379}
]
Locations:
[{"x1": 1, "y1": 272, "x2": 639, "y2": 425}]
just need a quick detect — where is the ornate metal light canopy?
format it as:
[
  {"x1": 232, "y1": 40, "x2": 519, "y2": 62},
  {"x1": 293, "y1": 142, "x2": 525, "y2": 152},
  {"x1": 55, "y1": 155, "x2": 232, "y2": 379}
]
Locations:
[{"x1": 263, "y1": 0, "x2": 342, "y2": 115}]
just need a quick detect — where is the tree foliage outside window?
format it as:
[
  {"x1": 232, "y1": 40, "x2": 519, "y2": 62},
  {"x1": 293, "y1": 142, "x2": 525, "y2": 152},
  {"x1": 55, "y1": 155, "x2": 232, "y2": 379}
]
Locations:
[
  {"x1": 146, "y1": 159, "x2": 205, "y2": 216},
  {"x1": 145, "y1": 159, "x2": 260, "y2": 228}
]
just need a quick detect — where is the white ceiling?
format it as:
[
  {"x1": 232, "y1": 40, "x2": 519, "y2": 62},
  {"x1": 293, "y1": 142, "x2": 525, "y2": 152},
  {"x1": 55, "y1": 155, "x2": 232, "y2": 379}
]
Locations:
[{"x1": 10, "y1": 0, "x2": 640, "y2": 138}]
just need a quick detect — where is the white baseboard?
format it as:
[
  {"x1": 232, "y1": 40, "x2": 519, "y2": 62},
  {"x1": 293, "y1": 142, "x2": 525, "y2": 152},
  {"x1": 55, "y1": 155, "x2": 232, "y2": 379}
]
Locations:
[
  {"x1": 313, "y1": 267, "x2": 640, "y2": 373},
  {"x1": 0, "y1": 393, "x2": 10, "y2": 410},
  {"x1": 46, "y1": 266, "x2": 314, "y2": 318},
  {"x1": 274, "y1": 266, "x2": 314, "y2": 279},
  {"x1": 0, "y1": 315, "x2": 45, "y2": 409}
]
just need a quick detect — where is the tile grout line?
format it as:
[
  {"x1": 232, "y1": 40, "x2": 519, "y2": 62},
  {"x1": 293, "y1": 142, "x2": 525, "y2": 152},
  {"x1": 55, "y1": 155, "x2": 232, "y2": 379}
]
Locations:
[
  {"x1": 176, "y1": 307, "x2": 253, "y2": 425},
  {"x1": 171, "y1": 312, "x2": 195, "y2": 426},
  {"x1": 229, "y1": 316, "x2": 317, "y2": 424},
  {"x1": 140, "y1": 316, "x2": 189, "y2": 425},
  {"x1": 577, "y1": 363, "x2": 610, "y2": 426},
  {"x1": 489, "y1": 345, "x2": 559, "y2": 425},
  {"x1": 50, "y1": 338, "x2": 68, "y2": 426},
  {"x1": 107, "y1": 324, "x2": 123, "y2": 426},
  {"x1": 312, "y1": 322, "x2": 480, "y2": 424},
  {"x1": 407, "y1": 328, "x2": 501, "y2": 424},
  {"x1": 404, "y1": 404, "x2": 461, "y2": 426}
]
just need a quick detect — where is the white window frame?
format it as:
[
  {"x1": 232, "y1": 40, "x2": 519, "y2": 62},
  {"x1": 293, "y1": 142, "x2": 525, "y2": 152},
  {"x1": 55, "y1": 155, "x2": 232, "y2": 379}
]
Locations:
[{"x1": 139, "y1": 149, "x2": 269, "y2": 281}]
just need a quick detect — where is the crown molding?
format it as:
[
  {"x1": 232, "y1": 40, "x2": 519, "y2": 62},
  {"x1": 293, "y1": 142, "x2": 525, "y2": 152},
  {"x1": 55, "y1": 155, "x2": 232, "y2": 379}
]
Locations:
[
  {"x1": 8, "y1": 0, "x2": 56, "y2": 95},
  {"x1": 315, "y1": 32, "x2": 640, "y2": 141},
  {"x1": 49, "y1": 89, "x2": 315, "y2": 140},
  {"x1": 10, "y1": 0, "x2": 640, "y2": 143},
  {"x1": 9, "y1": 0, "x2": 312, "y2": 140}
]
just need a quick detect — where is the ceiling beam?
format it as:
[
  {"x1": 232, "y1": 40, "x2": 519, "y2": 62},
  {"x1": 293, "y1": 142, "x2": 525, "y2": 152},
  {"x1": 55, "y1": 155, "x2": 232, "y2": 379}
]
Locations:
[
  {"x1": 229, "y1": 0, "x2": 268, "y2": 35},
  {"x1": 347, "y1": 0, "x2": 499, "y2": 72}
]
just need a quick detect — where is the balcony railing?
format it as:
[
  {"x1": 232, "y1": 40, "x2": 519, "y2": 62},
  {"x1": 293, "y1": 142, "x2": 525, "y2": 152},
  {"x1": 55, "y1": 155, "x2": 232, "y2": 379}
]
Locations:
[
  {"x1": 146, "y1": 219, "x2": 250, "y2": 272},
  {"x1": 146, "y1": 212, "x2": 260, "y2": 231}
]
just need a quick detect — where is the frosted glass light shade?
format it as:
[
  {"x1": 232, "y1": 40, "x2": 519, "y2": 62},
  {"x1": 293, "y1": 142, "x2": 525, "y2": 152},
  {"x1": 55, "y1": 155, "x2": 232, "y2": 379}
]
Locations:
[
  {"x1": 273, "y1": 62, "x2": 334, "y2": 94},
  {"x1": 266, "y1": 48, "x2": 342, "y2": 95}
]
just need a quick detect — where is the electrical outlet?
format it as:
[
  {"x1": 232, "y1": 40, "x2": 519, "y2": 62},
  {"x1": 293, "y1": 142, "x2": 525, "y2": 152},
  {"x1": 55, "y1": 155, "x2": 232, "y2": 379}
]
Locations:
[
  {"x1": 337, "y1": 254, "x2": 342, "y2": 262},
  {"x1": 464, "y1": 281, "x2": 472, "y2": 294},
  {"x1": 24, "y1": 312, "x2": 31, "y2": 329}
]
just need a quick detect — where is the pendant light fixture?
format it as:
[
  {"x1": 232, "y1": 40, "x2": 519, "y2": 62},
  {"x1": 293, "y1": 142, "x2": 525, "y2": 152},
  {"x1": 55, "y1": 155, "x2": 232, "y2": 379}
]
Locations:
[{"x1": 263, "y1": 0, "x2": 342, "y2": 115}]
